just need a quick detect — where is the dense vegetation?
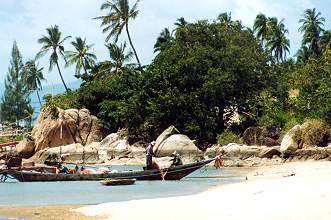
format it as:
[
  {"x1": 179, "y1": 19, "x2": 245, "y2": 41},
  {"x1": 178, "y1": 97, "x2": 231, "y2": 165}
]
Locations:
[{"x1": 1, "y1": 1, "x2": 330, "y2": 147}]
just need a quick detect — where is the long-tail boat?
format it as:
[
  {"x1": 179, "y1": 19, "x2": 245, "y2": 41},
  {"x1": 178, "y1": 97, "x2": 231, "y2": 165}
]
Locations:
[{"x1": 5, "y1": 158, "x2": 217, "y2": 182}]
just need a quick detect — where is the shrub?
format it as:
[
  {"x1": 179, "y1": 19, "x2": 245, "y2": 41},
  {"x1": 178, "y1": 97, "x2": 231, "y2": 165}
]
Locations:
[
  {"x1": 217, "y1": 129, "x2": 242, "y2": 146},
  {"x1": 301, "y1": 119, "x2": 330, "y2": 147}
]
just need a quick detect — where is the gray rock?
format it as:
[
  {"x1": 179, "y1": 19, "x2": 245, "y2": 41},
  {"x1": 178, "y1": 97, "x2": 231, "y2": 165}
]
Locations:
[
  {"x1": 258, "y1": 147, "x2": 281, "y2": 159},
  {"x1": 280, "y1": 125, "x2": 301, "y2": 152},
  {"x1": 154, "y1": 125, "x2": 180, "y2": 153}
]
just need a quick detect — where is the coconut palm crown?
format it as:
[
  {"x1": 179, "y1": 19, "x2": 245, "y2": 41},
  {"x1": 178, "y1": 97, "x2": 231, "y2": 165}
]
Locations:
[
  {"x1": 65, "y1": 37, "x2": 97, "y2": 78},
  {"x1": 95, "y1": 0, "x2": 141, "y2": 69},
  {"x1": 36, "y1": 25, "x2": 71, "y2": 92}
]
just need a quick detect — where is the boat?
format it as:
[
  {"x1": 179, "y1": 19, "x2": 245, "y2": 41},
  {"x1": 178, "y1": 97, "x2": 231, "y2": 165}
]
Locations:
[
  {"x1": 6, "y1": 158, "x2": 217, "y2": 182},
  {"x1": 100, "y1": 178, "x2": 136, "y2": 186}
]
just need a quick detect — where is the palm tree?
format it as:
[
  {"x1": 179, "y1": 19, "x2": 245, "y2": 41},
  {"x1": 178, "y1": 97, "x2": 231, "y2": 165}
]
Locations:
[
  {"x1": 320, "y1": 30, "x2": 331, "y2": 52},
  {"x1": 174, "y1": 17, "x2": 188, "y2": 28},
  {"x1": 22, "y1": 60, "x2": 45, "y2": 107},
  {"x1": 93, "y1": 42, "x2": 133, "y2": 79},
  {"x1": 266, "y1": 19, "x2": 290, "y2": 62},
  {"x1": 296, "y1": 46, "x2": 311, "y2": 64},
  {"x1": 153, "y1": 28, "x2": 173, "y2": 53},
  {"x1": 106, "y1": 42, "x2": 133, "y2": 74},
  {"x1": 217, "y1": 12, "x2": 232, "y2": 28},
  {"x1": 299, "y1": 8, "x2": 325, "y2": 57},
  {"x1": 65, "y1": 37, "x2": 97, "y2": 79},
  {"x1": 95, "y1": 0, "x2": 141, "y2": 69},
  {"x1": 36, "y1": 25, "x2": 71, "y2": 92},
  {"x1": 253, "y1": 13, "x2": 268, "y2": 45}
]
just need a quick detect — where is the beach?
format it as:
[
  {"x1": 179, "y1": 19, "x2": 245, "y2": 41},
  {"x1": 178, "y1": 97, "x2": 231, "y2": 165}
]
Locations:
[
  {"x1": 2, "y1": 161, "x2": 331, "y2": 220},
  {"x1": 75, "y1": 161, "x2": 331, "y2": 220}
]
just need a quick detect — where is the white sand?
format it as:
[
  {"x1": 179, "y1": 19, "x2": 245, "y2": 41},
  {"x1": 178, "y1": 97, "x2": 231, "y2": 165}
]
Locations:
[{"x1": 76, "y1": 161, "x2": 331, "y2": 220}]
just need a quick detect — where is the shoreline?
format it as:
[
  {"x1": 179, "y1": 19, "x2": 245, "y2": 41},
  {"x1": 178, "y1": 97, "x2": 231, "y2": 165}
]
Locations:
[
  {"x1": 76, "y1": 160, "x2": 331, "y2": 220},
  {"x1": 2, "y1": 161, "x2": 331, "y2": 219}
]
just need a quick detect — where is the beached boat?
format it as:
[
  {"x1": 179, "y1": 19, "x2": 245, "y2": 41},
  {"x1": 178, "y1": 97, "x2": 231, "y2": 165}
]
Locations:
[
  {"x1": 100, "y1": 178, "x2": 136, "y2": 186},
  {"x1": 6, "y1": 158, "x2": 216, "y2": 182}
]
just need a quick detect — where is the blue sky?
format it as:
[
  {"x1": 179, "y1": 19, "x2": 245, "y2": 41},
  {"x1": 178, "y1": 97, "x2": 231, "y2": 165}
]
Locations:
[{"x1": 0, "y1": 0, "x2": 330, "y2": 88}]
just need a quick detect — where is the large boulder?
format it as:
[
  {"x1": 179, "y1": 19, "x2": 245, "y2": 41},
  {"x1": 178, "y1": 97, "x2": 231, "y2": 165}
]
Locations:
[
  {"x1": 222, "y1": 143, "x2": 260, "y2": 158},
  {"x1": 243, "y1": 126, "x2": 280, "y2": 146},
  {"x1": 280, "y1": 125, "x2": 301, "y2": 152},
  {"x1": 98, "y1": 132, "x2": 132, "y2": 161},
  {"x1": 258, "y1": 147, "x2": 281, "y2": 159},
  {"x1": 31, "y1": 143, "x2": 100, "y2": 164},
  {"x1": 154, "y1": 126, "x2": 180, "y2": 152},
  {"x1": 18, "y1": 108, "x2": 103, "y2": 158},
  {"x1": 155, "y1": 134, "x2": 201, "y2": 158},
  {"x1": 16, "y1": 138, "x2": 35, "y2": 158}
]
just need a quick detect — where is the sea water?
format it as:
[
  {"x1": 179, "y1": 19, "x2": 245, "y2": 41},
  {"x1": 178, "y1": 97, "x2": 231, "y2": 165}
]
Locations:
[{"x1": 0, "y1": 166, "x2": 250, "y2": 206}]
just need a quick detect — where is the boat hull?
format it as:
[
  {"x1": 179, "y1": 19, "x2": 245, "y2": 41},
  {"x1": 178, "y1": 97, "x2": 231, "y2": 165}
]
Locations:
[{"x1": 7, "y1": 159, "x2": 215, "y2": 182}]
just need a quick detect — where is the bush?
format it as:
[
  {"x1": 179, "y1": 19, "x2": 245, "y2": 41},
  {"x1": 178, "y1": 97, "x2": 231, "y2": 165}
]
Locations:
[
  {"x1": 301, "y1": 119, "x2": 330, "y2": 147},
  {"x1": 217, "y1": 129, "x2": 242, "y2": 146}
]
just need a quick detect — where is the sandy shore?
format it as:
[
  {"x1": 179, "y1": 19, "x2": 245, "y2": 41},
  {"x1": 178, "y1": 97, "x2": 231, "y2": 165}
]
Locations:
[
  {"x1": 0, "y1": 205, "x2": 103, "y2": 220},
  {"x1": 75, "y1": 161, "x2": 331, "y2": 220}
]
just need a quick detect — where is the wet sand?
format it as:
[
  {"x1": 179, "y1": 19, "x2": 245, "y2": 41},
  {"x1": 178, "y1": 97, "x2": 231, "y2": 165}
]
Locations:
[{"x1": 0, "y1": 205, "x2": 103, "y2": 220}]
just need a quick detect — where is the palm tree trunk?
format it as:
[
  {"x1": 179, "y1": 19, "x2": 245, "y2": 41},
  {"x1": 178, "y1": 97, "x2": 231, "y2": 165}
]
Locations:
[
  {"x1": 37, "y1": 90, "x2": 42, "y2": 107},
  {"x1": 55, "y1": 61, "x2": 69, "y2": 92},
  {"x1": 125, "y1": 22, "x2": 142, "y2": 71}
]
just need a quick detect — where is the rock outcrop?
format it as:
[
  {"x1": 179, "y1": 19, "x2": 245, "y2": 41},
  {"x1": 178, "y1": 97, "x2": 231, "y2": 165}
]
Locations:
[
  {"x1": 154, "y1": 126, "x2": 203, "y2": 162},
  {"x1": 280, "y1": 125, "x2": 301, "y2": 152},
  {"x1": 243, "y1": 126, "x2": 280, "y2": 147},
  {"x1": 98, "y1": 132, "x2": 145, "y2": 162},
  {"x1": 17, "y1": 108, "x2": 103, "y2": 158},
  {"x1": 30, "y1": 142, "x2": 100, "y2": 164}
]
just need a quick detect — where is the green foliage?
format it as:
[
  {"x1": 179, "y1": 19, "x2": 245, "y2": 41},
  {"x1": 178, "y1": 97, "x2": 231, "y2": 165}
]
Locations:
[
  {"x1": 217, "y1": 129, "x2": 242, "y2": 146},
  {"x1": 0, "y1": 135, "x2": 24, "y2": 144},
  {"x1": 43, "y1": 92, "x2": 81, "y2": 116},
  {"x1": 0, "y1": 42, "x2": 33, "y2": 126},
  {"x1": 293, "y1": 51, "x2": 331, "y2": 124},
  {"x1": 302, "y1": 119, "x2": 330, "y2": 147}
]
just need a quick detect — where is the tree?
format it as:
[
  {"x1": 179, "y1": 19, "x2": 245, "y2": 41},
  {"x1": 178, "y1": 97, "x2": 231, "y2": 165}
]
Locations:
[
  {"x1": 174, "y1": 17, "x2": 188, "y2": 28},
  {"x1": 91, "y1": 42, "x2": 133, "y2": 79},
  {"x1": 65, "y1": 37, "x2": 97, "y2": 79},
  {"x1": 253, "y1": 13, "x2": 268, "y2": 45},
  {"x1": 265, "y1": 19, "x2": 290, "y2": 62},
  {"x1": 95, "y1": 0, "x2": 141, "y2": 69},
  {"x1": 0, "y1": 42, "x2": 33, "y2": 126},
  {"x1": 36, "y1": 25, "x2": 71, "y2": 92},
  {"x1": 22, "y1": 60, "x2": 45, "y2": 107},
  {"x1": 153, "y1": 28, "x2": 173, "y2": 53},
  {"x1": 296, "y1": 46, "x2": 311, "y2": 64},
  {"x1": 320, "y1": 30, "x2": 331, "y2": 52},
  {"x1": 299, "y1": 8, "x2": 325, "y2": 57},
  {"x1": 106, "y1": 42, "x2": 133, "y2": 74}
]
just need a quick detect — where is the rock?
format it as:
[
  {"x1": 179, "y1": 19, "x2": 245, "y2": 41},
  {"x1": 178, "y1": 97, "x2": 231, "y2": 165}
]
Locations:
[
  {"x1": 98, "y1": 132, "x2": 131, "y2": 160},
  {"x1": 280, "y1": 125, "x2": 301, "y2": 152},
  {"x1": 154, "y1": 125, "x2": 180, "y2": 153},
  {"x1": 258, "y1": 147, "x2": 281, "y2": 159},
  {"x1": 243, "y1": 126, "x2": 281, "y2": 146},
  {"x1": 222, "y1": 144, "x2": 260, "y2": 159},
  {"x1": 16, "y1": 138, "x2": 35, "y2": 158},
  {"x1": 17, "y1": 108, "x2": 103, "y2": 158},
  {"x1": 264, "y1": 137, "x2": 280, "y2": 147},
  {"x1": 204, "y1": 144, "x2": 222, "y2": 159},
  {"x1": 31, "y1": 143, "x2": 100, "y2": 164},
  {"x1": 155, "y1": 134, "x2": 202, "y2": 158}
]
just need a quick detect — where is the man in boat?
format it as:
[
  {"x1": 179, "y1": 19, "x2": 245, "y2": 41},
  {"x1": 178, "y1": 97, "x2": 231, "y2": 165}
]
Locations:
[
  {"x1": 146, "y1": 141, "x2": 156, "y2": 170},
  {"x1": 170, "y1": 151, "x2": 183, "y2": 166}
]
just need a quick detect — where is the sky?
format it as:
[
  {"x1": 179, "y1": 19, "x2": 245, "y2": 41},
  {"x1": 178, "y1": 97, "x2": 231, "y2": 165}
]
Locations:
[{"x1": 0, "y1": 0, "x2": 330, "y2": 88}]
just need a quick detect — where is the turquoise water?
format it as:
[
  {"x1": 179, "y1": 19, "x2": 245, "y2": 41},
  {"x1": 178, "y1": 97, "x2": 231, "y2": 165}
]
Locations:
[{"x1": 0, "y1": 166, "x2": 249, "y2": 206}]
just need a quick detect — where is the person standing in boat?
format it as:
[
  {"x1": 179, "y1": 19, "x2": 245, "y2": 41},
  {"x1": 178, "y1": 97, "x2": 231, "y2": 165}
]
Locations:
[{"x1": 146, "y1": 141, "x2": 156, "y2": 170}]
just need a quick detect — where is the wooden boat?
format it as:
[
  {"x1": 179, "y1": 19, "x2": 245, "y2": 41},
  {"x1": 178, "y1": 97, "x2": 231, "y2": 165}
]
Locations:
[
  {"x1": 6, "y1": 158, "x2": 216, "y2": 182},
  {"x1": 100, "y1": 178, "x2": 136, "y2": 186}
]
